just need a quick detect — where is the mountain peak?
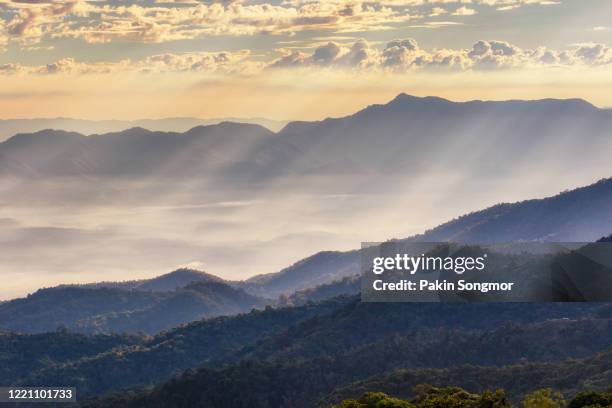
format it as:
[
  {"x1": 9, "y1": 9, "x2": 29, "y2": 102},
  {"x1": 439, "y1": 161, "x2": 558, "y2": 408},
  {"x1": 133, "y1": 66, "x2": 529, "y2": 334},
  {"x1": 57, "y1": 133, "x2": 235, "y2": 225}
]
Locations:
[
  {"x1": 390, "y1": 93, "x2": 452, "y2": 105},
  {"x1": 184, "y1": 121, "x2": 275, "y2": 137},
  {"x1": 5, "y1": 128, "x2": 84, "y2": 142},
  {"x1": 134, "y1": 268, "x2": 224, "y2": 292}
]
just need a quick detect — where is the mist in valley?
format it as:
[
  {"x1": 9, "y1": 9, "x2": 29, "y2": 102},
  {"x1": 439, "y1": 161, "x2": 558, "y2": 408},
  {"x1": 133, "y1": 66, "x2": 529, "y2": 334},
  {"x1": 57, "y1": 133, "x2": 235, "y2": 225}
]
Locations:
[{"x1": 1, "y1": 95, "x2": 612, "y2": 299}]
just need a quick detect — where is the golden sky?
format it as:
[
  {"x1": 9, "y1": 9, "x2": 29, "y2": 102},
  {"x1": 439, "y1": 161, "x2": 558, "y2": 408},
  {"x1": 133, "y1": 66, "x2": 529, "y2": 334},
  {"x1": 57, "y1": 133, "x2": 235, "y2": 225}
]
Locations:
[{"x1": 0, "y1": 0, "x2": 611, "y2": 120}]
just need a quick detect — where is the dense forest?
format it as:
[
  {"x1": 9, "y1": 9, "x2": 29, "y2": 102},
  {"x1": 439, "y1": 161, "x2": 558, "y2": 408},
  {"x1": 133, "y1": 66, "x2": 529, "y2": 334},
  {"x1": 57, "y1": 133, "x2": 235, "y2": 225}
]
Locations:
[
  {"x1": 333, "y1": 386, "x2": 612, "y2": 408},
  {"x1": 82, "y1": 348, "x2": 612, "y2": 407},
  {"x1": 6, "y1": 298, "x2": 605, "y2": 407}
]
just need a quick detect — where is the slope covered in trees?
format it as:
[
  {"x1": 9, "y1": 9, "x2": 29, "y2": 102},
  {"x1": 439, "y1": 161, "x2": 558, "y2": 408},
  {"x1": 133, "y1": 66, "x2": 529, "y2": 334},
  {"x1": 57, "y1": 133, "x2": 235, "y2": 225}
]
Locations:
[
  {"x1": 241, "y1": 179, "x2": 612, "y2": 298},
  {"x1": 83, "y1": 345, "x2": 612, "y2": 408},
  {"x1": 332, "y1": 386, "x2": 611, "y2": 408},
  {"x1": 0, "y1": 277, "x2": 266, "y2": 334},
  {"x1": 7, "y1": 297, "x2": 351, "y2": 397}
]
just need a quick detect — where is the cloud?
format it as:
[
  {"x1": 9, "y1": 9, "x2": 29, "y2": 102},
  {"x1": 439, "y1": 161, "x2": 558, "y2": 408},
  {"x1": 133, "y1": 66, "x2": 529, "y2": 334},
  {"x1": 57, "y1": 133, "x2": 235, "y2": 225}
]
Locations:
[
  {"x1": 270, "y1": 39, "x2": 380, "y2": 69},
  {"x1": 0, "y1": 0, "x2": 562, "y2": 49},
  {"x1": 0, "y1": 20, "x2": 7, "y2": 52},
  {"x1": 452, "y1": 6, "x2": 477, "y2": 16},
  {"x1": 0, "y1": 0, "x2": 92, "y2": 46},
  {"x1": 3, "y1": 38, "x2": 612, "y2": 77},
  {"x1": 572, "y1": 43, "x2": 612, "y2": 65},
  {"x1": 429, "y1": 7, "x2": 447, "y2": 17},
  {"x1": 269, "y1": 38, "x2": 612, "y2": 72},
  {"x1": 1, "y1": 50, "x2": 258, "y2": 76},
  {"x1": 13, "y1": 1, "x2": 412, "y2": 45}
]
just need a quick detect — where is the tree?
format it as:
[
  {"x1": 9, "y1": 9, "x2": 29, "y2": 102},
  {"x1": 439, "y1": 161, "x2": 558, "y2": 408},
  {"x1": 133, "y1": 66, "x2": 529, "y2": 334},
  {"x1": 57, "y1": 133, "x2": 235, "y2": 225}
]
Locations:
[{"x1": 522, "y1": 389, "x2": 566, "y2": 408}]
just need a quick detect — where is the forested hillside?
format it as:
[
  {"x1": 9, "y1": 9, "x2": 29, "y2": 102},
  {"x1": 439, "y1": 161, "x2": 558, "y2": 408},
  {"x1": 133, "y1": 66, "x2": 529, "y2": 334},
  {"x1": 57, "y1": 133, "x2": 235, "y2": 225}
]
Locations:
[
  {"x1": 0, "y1": 277, "x2": 266, "y2": 334},
  {"x1": 241, "y1": 179, "x2": 612, "y2": 298},
  {"x1": 331, "y1": 387, "x2": 612, "y2": 408},
  {"x1": 6, "y1": 297, "x2": 350, "y2": 397},
  {"x1": 83, "y1": 344, "x2": 612, "y2": 408}
]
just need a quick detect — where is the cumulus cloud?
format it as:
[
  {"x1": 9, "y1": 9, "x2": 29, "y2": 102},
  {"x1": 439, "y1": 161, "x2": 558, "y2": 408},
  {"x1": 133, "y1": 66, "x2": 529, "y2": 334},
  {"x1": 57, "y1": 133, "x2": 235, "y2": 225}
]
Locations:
[
  {"x1": 0, "y1": 1, "x2": 412, "y2": 46},
  {"x1": 452, "y1": 6, "x2": 477, "y2": 16},
  {"x1": 0, "y1": 0, "x2": 562, "y2": 50},
  {"x1": 0, "y1": 20, "x2": 7, "y2": 52},
  {"x1": 270, "y1": 39, "x2": 380, "y2": 69},
  {"x1": 0, "y1": 0, "x2": 92, "y2": 46},
  {"x1": 572, "y1": 43, "x2": 612, "y2": 65},
  {"x1": 269, "y1": 38, "x2": 612, "y2": 72},
  {"x1": 3, "y1": 38, "x2": 612, "y2": 77},
  {"x1": 1, "y1": 50, "x2": 258, "y2": 76}
]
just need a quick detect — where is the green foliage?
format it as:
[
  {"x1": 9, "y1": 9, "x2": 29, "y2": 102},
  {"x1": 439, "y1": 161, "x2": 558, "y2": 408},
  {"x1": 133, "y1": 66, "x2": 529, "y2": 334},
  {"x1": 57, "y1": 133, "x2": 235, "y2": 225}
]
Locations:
[
  {"x1": 335, "y1": 388, "x2": 612, "y2": 408},
  {"x1": 0, "y1": 330, "x2": 144, "y2": 385},
  {"x1": 5, "y1": 294, "x2": 612, "y2": 404},
  {"x1": 12, "y1": 297, "x2": 350, "y2": 397},
  {"x1": 279, "y1": 275, "x2": 360, "y2": 307},
  {"x1": 568, "y1": 390, "x2": 612, "y2": 408},
  {"x1": 522, "y1": 389, "x2": 566, "y2": 408},
  {"x1": 335, "y1": 392, "x2": 414, "y2": 408},
  {"x1": 334, "y1": 387, "x2": 510, "y2": 408}
]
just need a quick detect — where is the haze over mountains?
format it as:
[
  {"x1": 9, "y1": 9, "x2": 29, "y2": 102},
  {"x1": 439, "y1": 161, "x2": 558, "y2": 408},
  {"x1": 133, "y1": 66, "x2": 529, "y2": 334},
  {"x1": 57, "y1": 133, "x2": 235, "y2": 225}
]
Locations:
[
  {"x1": 1, "y1": 94, "x2": 611, "y2": 183},
  {"x1": 1, "y1": 94, "x2": 612, "y2": 298},
  {"x1": 240, "y1": 177, "x2": 612, "y2": 298},
  {"x1": 0, "y1": 117, "x2": 288, "y2": 142},
  {"x1": 4, "y1": 176, "x2": 612, "y2": 329},
  {"x1": 2, "y1": 92, "x2": 612, "y2": 405}
]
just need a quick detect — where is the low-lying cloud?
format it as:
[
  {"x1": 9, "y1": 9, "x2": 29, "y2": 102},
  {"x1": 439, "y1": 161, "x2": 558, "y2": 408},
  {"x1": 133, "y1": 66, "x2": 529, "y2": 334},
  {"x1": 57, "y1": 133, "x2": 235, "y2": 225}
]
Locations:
[
  {"x1": 271, "y1": 38, "x2": 612, "y2": 71},
  {"x1": 1, "y1": 38, "x2": 611, "y2": 77}
]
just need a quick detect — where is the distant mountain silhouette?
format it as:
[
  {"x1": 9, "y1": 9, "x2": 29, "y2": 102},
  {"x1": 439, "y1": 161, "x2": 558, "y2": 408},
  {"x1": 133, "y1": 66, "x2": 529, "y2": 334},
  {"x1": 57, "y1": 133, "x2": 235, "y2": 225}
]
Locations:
[
  {"x1": 0, "y1": 122, "x2": 276, "y2": 177},
  {"x1": 0, "y1": 117, "x2": 288, "y2": 141},
  {"x1": 1, "y1": 95, "x2": 611, "y2": 181},
  {"x1": 0, "y1": 269, "x2": 265, "y2": 334},
  {"x1": 246, "y1": 94, "x2": 612, "y2": 179}
]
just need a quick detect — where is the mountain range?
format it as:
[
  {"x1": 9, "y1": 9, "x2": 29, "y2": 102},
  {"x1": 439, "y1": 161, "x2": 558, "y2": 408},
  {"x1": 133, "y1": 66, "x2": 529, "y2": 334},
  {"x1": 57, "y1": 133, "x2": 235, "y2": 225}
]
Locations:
[
  {"x1": 0, "y1": 183, "x2": 611, "y2": 405},
  {"x1": 4, "y1": 176, "x2": 612, "y2": 328},
  {"x1": 2, "y1": 95, "x2": 612, "y2": 406},
  {"x1": 1, "y1": 95, "x2": 611, "y2": 184},
  {"x1": 0, "y1": 117, "x2": 288, "y2": 142},
  {"x1": 2, "y1": 94, "x2": 612, "y2": 297}
]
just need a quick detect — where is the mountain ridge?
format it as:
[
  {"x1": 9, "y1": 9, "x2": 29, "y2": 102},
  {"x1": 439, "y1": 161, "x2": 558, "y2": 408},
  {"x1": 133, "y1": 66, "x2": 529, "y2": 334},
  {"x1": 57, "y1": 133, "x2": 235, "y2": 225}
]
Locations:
[
  {"x1": 242, "y1": 177, "x2": 612, "y2": 297},
  {"x1": 0, "y1": 117, "x2": 289, "y2": 142},
  {"x1": 0, "y1": 269, "x2": 266, "y2": 334},
  {"x1": 2, "y1": 94, "x2": 611, "y2": 180}
]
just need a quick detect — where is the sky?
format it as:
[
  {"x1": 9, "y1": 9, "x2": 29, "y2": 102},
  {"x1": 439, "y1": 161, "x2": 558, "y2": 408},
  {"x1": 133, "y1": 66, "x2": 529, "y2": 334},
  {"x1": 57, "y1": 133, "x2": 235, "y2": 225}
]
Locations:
[{"x1": 0, "y1": 0, "x2": 611, "y2": 120}]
